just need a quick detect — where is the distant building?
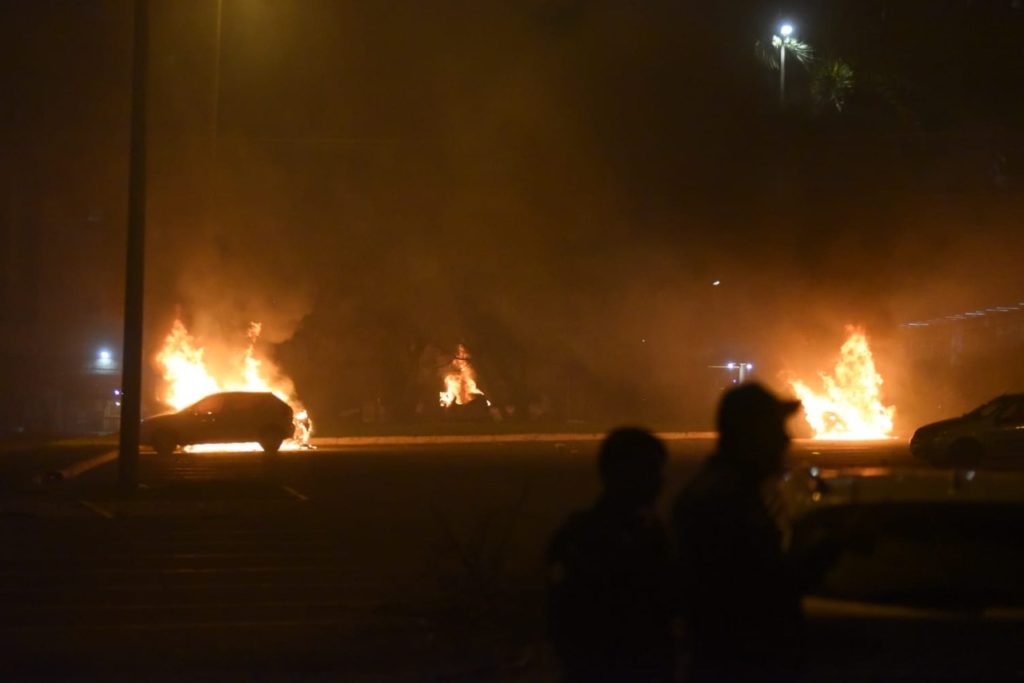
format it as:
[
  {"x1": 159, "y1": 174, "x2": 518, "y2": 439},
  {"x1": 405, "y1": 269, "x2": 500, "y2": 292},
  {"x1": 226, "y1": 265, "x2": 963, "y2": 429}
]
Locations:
[{"x1": 900, "y1": 301, "x2": 1024, "y2": 417}]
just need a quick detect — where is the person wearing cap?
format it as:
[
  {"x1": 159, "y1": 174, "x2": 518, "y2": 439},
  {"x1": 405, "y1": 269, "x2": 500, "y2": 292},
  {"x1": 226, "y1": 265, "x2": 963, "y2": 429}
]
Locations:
[
  {"x1": 546, "y1": 427, "x2": 676, "y2": 682},
  {"x1": 672, "y1": 383, "x2": 822, "y2": 682}
]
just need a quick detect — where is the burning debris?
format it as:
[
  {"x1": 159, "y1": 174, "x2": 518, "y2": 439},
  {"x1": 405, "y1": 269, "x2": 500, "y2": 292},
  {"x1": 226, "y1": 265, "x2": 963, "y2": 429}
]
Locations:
[
  {"x1": 155, "y1": 318, "x2": 312, "y2": 449},
  {"x1": 439, "y1": 344, "x2": 489, "y2": 409},
  {"x1": 788, "y1": 327, "x2": 895, "y2": 440}
]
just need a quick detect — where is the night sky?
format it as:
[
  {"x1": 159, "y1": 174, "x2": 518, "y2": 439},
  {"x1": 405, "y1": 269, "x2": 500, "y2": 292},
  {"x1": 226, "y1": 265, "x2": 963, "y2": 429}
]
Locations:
[{"x1": 2, "y1": 1, "x2": 1023, "y2": 430}]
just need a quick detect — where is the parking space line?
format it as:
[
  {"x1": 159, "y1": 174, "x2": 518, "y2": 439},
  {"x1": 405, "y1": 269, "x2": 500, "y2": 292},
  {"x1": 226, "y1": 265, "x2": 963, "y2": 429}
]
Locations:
[
  {"x1": 52, "y1": 449, "x2": 118, "y2": 480},
  {"x1": 79, "y1": 500, "x2": 115, "y2": 519},
  {"x1": 282, "y1": 486, "x2": 309, "y2": 502}
]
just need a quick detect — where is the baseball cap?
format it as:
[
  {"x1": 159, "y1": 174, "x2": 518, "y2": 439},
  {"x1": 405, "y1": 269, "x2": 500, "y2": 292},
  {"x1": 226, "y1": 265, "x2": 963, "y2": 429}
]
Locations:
[{"x1": 717, "y1": 382, "x2": 802, "y2": 436}]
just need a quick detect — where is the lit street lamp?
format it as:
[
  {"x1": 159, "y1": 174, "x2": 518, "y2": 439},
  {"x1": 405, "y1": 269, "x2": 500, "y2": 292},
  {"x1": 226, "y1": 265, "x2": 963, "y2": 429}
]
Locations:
[
  {"x1": 778, "y1": 23, "x2": 793, "y2": 103},
  {"x1": 770, "y1": 21, "x2": 811, "y2": 105},
  {"x1": 710, "y1": 362, "x2": 755, "y2": 384}
]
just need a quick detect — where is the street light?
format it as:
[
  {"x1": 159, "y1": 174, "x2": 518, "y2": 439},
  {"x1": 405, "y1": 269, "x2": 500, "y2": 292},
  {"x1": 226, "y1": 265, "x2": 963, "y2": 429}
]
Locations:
[
  {"x1": 774, "y1": 22, "x2": 800, "y2": 105},
  {"x1": 710, "y1": 362, "x2": 755, "y2": 384}
]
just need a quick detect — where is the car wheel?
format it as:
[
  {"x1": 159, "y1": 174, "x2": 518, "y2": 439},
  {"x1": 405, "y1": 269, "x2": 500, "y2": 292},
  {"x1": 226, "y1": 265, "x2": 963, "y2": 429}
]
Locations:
[
  {"x1": 153, "y1": 431, "x2": 177, "y2": 457},
  {"x1": 948, "y1": 438, "x2": 984, "y2": 467},
  {"x1": 259, "y1": 430, "x2": 282, "y2": 455}
]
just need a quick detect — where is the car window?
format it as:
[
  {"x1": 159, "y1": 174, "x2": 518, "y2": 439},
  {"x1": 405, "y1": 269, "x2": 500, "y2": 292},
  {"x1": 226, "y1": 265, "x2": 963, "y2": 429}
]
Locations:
[
  {"x1": 192, "y1": 394, "x2": 225, "y2": 414},
  {"x1": 229, "y1": 393, "x2": 262, "y2": 411},
  {"x1": 221, "y1": 394, "x2": 247, "y2": 411},
  {"x1": 996, "y1": 398, "x2": 1024, "y2": 423},
  {"x1": 974, "y1": 399, "x2": 1004, "y2": 418}
]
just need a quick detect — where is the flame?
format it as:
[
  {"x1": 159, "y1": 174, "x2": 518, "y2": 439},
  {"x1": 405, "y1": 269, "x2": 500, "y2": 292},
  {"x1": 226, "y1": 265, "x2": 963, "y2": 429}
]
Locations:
[
  {"x1": 439, "y1": 344, "x2": 487, "y2": 408},
  {"x1": 788, "y1": 327, "x2": 895, "y2": 440},
  {"x1": 155, "y1": 318, "x2": 312, "y2": 449}
]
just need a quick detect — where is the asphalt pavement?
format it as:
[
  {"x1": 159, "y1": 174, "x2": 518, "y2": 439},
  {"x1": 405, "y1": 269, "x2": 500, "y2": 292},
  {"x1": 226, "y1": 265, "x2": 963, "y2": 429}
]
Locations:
[{"x1": 0, "y1": 436, "x2": 914, "y2": 680}]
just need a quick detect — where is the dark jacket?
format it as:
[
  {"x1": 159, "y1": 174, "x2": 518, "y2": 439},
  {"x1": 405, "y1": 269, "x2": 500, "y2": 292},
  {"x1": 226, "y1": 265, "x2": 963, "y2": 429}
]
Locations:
[
  {"x1": 673, "y1": 453, "x2": 805, "y2": 681},
  {"x1": 546, "y1": 498, "x2": 675, "y2": 682}
]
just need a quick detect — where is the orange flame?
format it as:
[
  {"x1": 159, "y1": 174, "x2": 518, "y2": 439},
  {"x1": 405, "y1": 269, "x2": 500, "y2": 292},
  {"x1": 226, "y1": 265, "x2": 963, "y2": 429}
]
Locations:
[
  {"x1": 439, "y1": 344, "x2": 486, "y2": 408},
  {"x1": 154, "y1": 318, "x2": 312, "y2": 448},
  {"x1": 788, "y1": 327, "x2": 895, "y2": 440}
]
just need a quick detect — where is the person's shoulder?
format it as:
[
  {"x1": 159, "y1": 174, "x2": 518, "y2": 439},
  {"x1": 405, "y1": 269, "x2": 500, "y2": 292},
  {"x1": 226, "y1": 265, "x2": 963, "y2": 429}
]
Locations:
[
  {"x1": 546, "y1": 508, "x2": 595, "y2": 561},
  {"x1": 676, "y1": 459, "x2": 735, "y2": 501},
  {"x1": 672, "y1": 460, "x2": 754, "y2": 526}
]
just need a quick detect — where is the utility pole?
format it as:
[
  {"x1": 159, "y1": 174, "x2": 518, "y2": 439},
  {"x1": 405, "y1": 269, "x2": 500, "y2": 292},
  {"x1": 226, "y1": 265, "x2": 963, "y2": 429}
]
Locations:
[
  {"x1": 777, "y1": 23, "x2": 794, "y2": 105},
  {"x1": 118, "y1": 0, "x2": 149, "y2": 491},
  {"x1": 211, "y1": 0, "x2": 223, "y2": 160},
  {"x1": 779, "y1": 39, "x2": 786, "y2": 105}
]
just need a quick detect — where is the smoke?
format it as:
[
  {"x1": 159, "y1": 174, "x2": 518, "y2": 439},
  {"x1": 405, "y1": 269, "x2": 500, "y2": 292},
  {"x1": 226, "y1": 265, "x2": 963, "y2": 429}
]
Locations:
[{"x1": 127, "y1": 1, "x2": 1024, "y2": 430}]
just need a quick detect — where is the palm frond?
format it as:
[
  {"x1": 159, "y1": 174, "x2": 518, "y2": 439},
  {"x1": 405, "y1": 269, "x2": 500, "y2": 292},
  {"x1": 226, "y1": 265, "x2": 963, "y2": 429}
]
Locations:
[
  {"x1": 783, "y1": 38, "x2": 815, "y2": 66},
  {"x1": 811, "y1": 58, "x2": 855, "y2": 112},
  {"x1": 755, "y1": 36, "x2": 815, "y2": 71},
  {"x1": 755, "y1": 39, "x2": 780, "y2": 70}
]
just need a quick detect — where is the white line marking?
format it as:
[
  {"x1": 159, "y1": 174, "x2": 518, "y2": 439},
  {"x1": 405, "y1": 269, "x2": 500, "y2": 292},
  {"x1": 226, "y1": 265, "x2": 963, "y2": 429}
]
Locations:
[
  {"x1": 79, "y1": 500, "x2": 115, "y2": 519},
  {"x1": 282, "y1": 486, "x2": 309, "y2": 502},
  {"x1": 56, "y1": 449, "x2": 118, "y2": 479}
]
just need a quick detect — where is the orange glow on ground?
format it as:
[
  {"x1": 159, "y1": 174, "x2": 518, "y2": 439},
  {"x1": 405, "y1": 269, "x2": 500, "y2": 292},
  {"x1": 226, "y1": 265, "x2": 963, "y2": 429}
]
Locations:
[{"x1": 183, "y1": 442, "x2": 308, "y2": 454}]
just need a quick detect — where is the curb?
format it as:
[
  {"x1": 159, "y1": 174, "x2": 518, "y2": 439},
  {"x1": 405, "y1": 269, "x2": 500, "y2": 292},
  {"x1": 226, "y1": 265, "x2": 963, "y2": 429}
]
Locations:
[{"x1": 309, "y1": 432, "x2": 716, "y2": 447}]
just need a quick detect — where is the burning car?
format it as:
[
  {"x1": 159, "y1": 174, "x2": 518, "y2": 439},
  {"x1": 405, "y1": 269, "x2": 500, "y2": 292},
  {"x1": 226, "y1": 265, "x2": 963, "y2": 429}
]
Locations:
[
  {"x1": 140, "y1": 391, "x2": 295, "y2": 456},
  {"x1": 910, "y1": 394, "x2": 1024, "y2": 466}
]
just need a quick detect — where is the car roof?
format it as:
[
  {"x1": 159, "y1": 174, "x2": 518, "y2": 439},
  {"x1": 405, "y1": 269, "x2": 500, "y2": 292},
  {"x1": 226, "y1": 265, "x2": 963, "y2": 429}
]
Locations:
[
  {"x1": 190, "y1": 391, "x2": 288, "y2": 407},
  {"x1": 983, "y1": 393, "x2": 1024, "y2": 403},
  {"x1": 782, "y1": 466, "x2": 1024, "y2": 517}
]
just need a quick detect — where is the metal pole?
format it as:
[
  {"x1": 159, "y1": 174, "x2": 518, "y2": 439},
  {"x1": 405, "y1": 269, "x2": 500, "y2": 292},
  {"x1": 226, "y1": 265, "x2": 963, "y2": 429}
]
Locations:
[
  {"x1": 118, "y1": 0, "x2": 149, "y2": 491},
  {"x1": 779, "y1": 41, "x2": 786, "y2": 105},
  {"x1": 211, "y1": 0, "x2": 223, "y2": 159}
]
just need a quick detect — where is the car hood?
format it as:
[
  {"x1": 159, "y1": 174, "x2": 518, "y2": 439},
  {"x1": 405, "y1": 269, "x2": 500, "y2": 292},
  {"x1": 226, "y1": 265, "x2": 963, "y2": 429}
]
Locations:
[
  {"x1": 140, "y1": 412, "x2": 179, "y2": 429},
  {"x1": 142, "y1": 411, "x2": 178, "y2": 422},
  {"x1": 913, "y1": 417, "x2": 965, "y2": 436}
]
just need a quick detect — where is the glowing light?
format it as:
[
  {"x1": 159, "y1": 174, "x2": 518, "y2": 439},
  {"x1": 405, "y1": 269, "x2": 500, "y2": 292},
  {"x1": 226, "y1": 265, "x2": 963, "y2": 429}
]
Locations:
[
  {"x1": 712, "y1": 280, "x2": 721, "y2": 286},
  {"x1": 155, "y1": 319, "x2": 312, "y2": 446},
  {"x1": 788, "y1": 327, "x2": 895, "y2": 440},
  {"x1": 780, "y1": 23, "x2": 794, "y2": 37}
]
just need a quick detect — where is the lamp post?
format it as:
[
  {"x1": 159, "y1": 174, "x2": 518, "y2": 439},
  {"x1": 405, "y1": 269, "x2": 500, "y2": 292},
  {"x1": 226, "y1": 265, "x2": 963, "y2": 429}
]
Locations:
[
  {"x1": 211, "y1": 0, "x2": 223, "y2": 159},
  {"x1": 118, "y1": 0, "x2": 149, "y2": 491},
  {"x1": 778, "y1": 23, "x2": 794, "y2": 104}
]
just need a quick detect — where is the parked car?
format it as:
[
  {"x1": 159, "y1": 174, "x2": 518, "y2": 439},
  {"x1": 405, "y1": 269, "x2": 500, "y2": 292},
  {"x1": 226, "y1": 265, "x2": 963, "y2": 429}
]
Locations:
[
  {"x1": 781, "y1": 466, "x2": 1024, "y2": 681},
  {"x1": 141, "y1": 392, "x2": 294, "y2": 456},
  {"x1": 909, "y1": 393, "x2": 1024, "y2": 466}
]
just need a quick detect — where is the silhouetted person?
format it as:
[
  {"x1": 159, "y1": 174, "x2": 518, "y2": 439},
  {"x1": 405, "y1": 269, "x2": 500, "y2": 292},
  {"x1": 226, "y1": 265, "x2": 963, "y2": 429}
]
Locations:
[
  {"x1": 546, "y1": 428, "x2": 675, "y2": 682},
  {"x1": 673, "y1": 383, "x2": 825, "y2": 682}
]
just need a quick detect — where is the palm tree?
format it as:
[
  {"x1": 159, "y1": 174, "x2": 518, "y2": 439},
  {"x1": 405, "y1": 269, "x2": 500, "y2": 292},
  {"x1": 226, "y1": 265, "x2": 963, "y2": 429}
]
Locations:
[
  {"x1": 755, "y1": 33, "x2": 814, "y2": 104},
  {"x1": 811, "y1": 58, "x2": 855, "y2": 113}
]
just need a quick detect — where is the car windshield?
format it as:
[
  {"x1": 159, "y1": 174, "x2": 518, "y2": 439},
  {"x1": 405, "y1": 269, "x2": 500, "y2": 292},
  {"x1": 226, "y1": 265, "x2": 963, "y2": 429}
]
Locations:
[
  {"x1": 966, "y1": 399, "x2": 1003, "y2": 418},
  {"x1": 189, "y1": 394, "x2": 225, "y2": 414},
  {"x1": 791, "y1": 503, "x2": 1024, "y2": 610}
]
